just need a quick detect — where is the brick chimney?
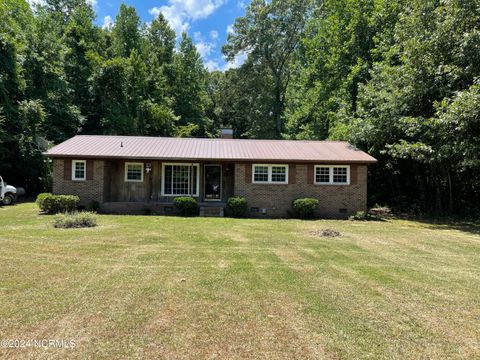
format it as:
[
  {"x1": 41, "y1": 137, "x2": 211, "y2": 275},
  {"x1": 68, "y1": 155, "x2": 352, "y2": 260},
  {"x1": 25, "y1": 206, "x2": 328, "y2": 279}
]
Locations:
[{"x1": 220, "y1": 128, "x2": 233, "y2": 139}]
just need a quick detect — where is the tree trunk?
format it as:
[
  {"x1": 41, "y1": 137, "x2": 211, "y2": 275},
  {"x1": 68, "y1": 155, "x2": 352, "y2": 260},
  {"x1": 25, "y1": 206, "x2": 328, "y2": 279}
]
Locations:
[
  {"x1": 447, "y1": 170, "x2": 453, "y2": 214},
  {"x1": 434, "y1": 175, "x2": 442, "y2": 215},
  {"x1": 273, "y1": 75, "x2": 283, "y2": 137}
]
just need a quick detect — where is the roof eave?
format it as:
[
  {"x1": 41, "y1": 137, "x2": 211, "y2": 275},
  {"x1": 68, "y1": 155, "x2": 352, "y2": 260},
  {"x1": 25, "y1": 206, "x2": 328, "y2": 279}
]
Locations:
[{"x1": 43, "y1": 153, "x2": 377, "y2": 164}]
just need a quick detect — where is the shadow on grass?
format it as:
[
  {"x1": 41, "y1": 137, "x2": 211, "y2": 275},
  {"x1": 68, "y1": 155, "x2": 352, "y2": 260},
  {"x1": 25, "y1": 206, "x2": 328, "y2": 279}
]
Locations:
[{"x1": 409, "y1": 217, "x2": 480, "y2": 236}]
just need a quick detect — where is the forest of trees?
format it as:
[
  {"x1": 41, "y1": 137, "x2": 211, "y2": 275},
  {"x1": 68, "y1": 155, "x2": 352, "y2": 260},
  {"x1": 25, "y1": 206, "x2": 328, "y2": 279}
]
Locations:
[{"x1": 1, "y1": 0, "x2": 479, "y2": 215}]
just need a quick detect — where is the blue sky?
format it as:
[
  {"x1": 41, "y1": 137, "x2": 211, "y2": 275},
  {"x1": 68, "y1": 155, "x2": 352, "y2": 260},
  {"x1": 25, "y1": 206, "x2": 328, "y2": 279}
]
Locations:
[{"x1": 94, "y1": 0, "x2": 249, "y2": 71}]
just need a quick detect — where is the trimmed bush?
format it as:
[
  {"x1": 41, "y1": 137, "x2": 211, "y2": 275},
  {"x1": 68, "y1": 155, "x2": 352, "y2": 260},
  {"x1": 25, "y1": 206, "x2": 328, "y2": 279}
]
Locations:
[
  {"x1": 173, "y1": 197, "x2": 199, "y2": 216},
  {"x1": 36, "y1": 193, "x2": 80, "y2": 214},
  {"x1": 35, "y1": 193, "x2": 50, "y2": 210},
  {"x1": 53, "y1": 212, "x2": 97, "y2": 228},
  {"x1": 291, "y1": 198, "x2": 319, "y2": 219},
  {"x1": 226, "y1": 196, "x2": 248, "y2": 217}
]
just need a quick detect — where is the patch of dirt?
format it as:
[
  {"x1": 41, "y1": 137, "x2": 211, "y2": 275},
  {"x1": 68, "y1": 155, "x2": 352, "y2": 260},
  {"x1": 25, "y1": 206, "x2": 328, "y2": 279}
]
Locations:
[{"x1": 310, "y1": 229, "x2": 341, "y2": 237}]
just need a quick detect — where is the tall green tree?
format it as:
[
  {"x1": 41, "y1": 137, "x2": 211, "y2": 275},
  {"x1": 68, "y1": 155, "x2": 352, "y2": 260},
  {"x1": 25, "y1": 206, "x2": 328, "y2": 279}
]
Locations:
[
  {"x1": 23, "y1": 7, "x2": 83, "y2": 143},
  {"x1": 146, "y1": 13, "x2": 176, "y2": 67},
  {"x1": 91, "y1": 57, "x2": 132, "y2": 134},
  {"x1": 63, "y1": 3, "x2": 98, "y2": 118},
  {"x1": 350, "y1": 0, "x2": 480, "y2": 212},
  {"x1": 213, "y1": 63, "x2": 276, "y2": 138},
  {"x1": 171, "y1": 33, "x2": 210, "y2": 136},
  {"x1": 111, "y1": 4, "x2": 141, "y2": 58},
  {"x1": 223, "y1": 0, "x2": 311, "y2": 137},
  {"x1": 284, "y1": 0, "x2": 398, "y2": 140}
]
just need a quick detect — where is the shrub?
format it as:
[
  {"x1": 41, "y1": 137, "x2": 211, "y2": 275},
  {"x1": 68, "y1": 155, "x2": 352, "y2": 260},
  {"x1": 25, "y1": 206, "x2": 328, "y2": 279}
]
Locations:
[
  {"x1": 173, "y1": 197, "x2": 199, "y2": 216},
  {"x1": 349, "y1": 210, "x2": 367, "y2": 221},
  {"x1": 349, "y1": 210, "x2": 384, "y2": 221},
  {"x1": 291, "y1": 198, "x2": 319, "y2": 219},
  {"x1": 87, "y1": 200, "x2": 101, "y2": 212},
  {"x1": 36, "y1": 193, "x2": 50, "y2": 210},
  {"x1": 36, "y1": 193, "x2": 80, "y2": 214},
  {"x1": 226, "y1": 196, "x2": 248, "y2": 217},
  {"x1": 53, "y1": 212, "x2": 97, "y2": 228}
]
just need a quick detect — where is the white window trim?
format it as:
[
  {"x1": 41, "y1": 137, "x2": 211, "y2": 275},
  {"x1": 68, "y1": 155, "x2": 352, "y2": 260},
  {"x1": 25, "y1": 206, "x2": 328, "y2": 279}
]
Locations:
[
  {"x1": 161, "y1": 163, "x2": 200, "y2": 197},
  {"x1": 124, "y1": 162, "x2": 144, "y2": 182},
  {"x1": 72, "y1": 160, "x2": 86, "y2": 181},
  {"x1": 252, "y1": 164, "x2": 289, "y2": 184},
  {"x1": 314, "y1": 165, "x2": 350, "y2": 185}
]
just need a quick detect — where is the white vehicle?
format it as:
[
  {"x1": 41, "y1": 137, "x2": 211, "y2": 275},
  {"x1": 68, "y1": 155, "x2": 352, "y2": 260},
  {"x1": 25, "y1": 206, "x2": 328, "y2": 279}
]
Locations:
[{"x1": 0, "y1": 176, "x2": 17, "y2": 205}]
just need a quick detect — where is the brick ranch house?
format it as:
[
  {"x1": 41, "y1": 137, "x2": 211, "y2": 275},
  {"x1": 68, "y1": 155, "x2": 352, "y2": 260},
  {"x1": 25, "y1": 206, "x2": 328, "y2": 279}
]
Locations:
[{"x1": 44, "y1": 132, "x2": 377, "y2": 217}]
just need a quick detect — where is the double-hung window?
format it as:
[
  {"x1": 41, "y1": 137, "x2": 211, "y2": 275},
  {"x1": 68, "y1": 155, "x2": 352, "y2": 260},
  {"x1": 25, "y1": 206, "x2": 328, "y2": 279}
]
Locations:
[
  {"x1": 162, "y1": 163, "x2": 199, "y2": 196},
  {"x1": 72, "y1": 160, "x2": 86, "y2": 181},
  {"x1": 314, "y1": 165, "x2": 350, "y2": 185},
  {"x1": 125, "y1": 162, "x2": 144, "y2": 182},
  {"x1": 252, "y1": 164, "x2": 288, "y2": 184}
]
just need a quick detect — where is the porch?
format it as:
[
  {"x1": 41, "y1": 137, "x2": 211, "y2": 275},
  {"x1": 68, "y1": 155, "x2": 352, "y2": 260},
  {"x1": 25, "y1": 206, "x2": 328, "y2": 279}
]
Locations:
[{"x1": 101, "y1": 159, "x2": 235, "y2": 215}]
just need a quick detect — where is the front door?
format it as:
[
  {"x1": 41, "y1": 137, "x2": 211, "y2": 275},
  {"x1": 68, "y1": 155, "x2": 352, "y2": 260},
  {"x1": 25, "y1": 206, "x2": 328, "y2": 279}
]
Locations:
[{"x1": 204, "y1": 165, "x2": 222, "y2": 201}]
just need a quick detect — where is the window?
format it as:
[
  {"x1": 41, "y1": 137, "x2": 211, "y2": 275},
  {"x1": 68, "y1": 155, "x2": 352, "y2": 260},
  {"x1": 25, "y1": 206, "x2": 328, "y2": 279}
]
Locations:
[
  {"x1": 333, "y1": 167, "x2": 348, "y2": 184},
  {"x1": 252, "y1": 164, "x2": 288, "y2": 184},
  {"x1": 314, "y1": 165, "x2": 350, "y2": 185},
  {"x1": 125, "y1": 162, "x2": 144, "y2": 182},
  {"x1": 162, "y1": 163, "x2": 199, "y2": 196},
  {"x1": 72, "y1": 160, "x2": 86, "y2": 181},
  {"x1": 253, "y1": 165, "x2": 269, "y2": 182},
  {"x1": 315, "y1": 167, "x2": 330, "y2": 184},
  {"x1": 271, "y1": 166, "x2": 287, "y2": 182}
]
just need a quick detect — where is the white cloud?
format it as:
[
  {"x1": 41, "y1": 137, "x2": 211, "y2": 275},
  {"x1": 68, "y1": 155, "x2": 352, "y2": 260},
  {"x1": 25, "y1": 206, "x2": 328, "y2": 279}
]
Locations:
[
  {"x1": 149, "y1": 5, "x2": 190, "y2": 35},
  {"x1": 195, "y1": 42, "x2": 215, "y2": 58},
  {"x1": 193, "y1": 31, "x2": 203, "y2": 41},
  {"x1": 223, "y1": 51, "x2": 248, "y2": 71},
  {"x1": 193, "y1": 30, "x2": 218, "y2": 61},
  {"x1": 209, "y1": 30, "x2": 219, "y2": 40},
  {"x1": 237, "y1": 0, "x2": 247, "y2": 9},
  {"x1": 149, "y1": 0, "x2": 224, "y2": 37},
  {"x1": 87, "y1": 0, "x2": 97, "y2": 8},
  {"x1": 102, "y1": 15, "x2": 113, "y2": 30},
  {"x1": 205, "y1": 60, "x2": 221, "y2": 71},
  {"x1": 226, "y1": 24, "x2": 235, "y2": 35}
]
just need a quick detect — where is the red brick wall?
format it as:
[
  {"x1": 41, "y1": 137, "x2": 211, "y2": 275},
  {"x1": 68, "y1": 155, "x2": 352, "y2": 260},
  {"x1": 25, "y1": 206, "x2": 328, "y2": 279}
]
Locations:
[
  {"x1": 52, "y1": 158, "x2": 369, "y2": 217},
  {"x1": 234, "y1": 163, "x2": 368, "y2": 218},
  {"x1": 52, "y1": 158, "x2": 105, "y2": 206}
]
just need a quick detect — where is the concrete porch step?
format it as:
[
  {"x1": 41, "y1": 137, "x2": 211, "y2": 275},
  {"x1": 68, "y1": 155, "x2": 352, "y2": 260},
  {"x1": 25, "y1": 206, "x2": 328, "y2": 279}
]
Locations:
[{"x1": 199, "y1": 206, "x2": 224, "y2": 217}]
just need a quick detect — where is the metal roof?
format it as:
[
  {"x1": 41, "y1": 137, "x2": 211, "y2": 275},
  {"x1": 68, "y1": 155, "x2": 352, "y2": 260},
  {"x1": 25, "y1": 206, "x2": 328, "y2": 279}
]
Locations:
[{"x1": 44, "y1": 135, "x2": 377, "y2": 163}]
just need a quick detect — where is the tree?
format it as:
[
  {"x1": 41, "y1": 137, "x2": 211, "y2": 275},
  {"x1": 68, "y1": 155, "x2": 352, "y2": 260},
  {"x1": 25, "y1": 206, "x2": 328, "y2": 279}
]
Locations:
[
  {"x1": 350, "y1": 0, "x2": 480, "y2": 213},
  {"x1": 284, "y1": 0, "x2": 394, "y2": 140},
  {"x1": 223, "y1": 0, "x2": 311, "y2": 137},
  {"x1": 171, "y1": 33, "x2": 210, "y2": 136},
  {"x1": 146, "y1": 13, "x2": 176, "y2": 67},
  {"x1": 136, "y1": 100, "x2": 178, "y2": 136},
  {"x1": 91, "y1": 57, "x2": 132, "y2": 134},
  {"x1": 23, "y1": 7, "x2": 83, "y2": 143},
  {"x1": 213, "y1": 63, "x2": 277, "y2": 138},
  {"x1": 18, "y1": 100, "x2": 46, "y2": 139},
  {"x1": 111, "y1": 4, "x2": 141, "y2": 58},
  {"x1": 63, "y1": 3, "x2": 98, "y2": 118}
]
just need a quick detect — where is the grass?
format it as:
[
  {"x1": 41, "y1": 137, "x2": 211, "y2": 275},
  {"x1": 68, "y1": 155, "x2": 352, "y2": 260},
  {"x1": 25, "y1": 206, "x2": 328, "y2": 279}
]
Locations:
[{"x1": 0, "y1": 203, "x2": 479, "y2": 359}]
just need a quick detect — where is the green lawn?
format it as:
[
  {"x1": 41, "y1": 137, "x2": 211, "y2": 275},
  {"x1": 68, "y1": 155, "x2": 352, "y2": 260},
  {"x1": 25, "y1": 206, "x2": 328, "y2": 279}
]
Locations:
[{"x1": 0, "y1": 203, "x2": 479, "y2": 359}]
